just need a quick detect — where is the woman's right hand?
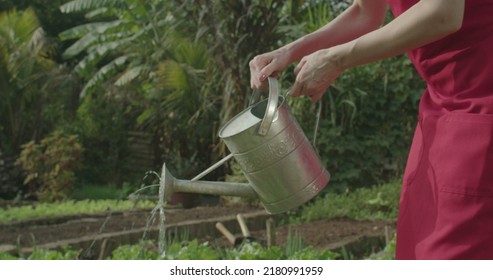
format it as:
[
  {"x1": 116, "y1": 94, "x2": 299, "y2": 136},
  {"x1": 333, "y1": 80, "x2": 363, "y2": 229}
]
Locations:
[{"x1": 249, "y1": 48, "x2": 292, "y2": 91}]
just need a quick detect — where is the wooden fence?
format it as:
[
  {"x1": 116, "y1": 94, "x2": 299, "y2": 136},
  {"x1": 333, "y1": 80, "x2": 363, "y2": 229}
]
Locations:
[
  {"x1": 126, "y1": 131, "x2": 156, "y2": 174},
  {"x1": 0, "y1": 154, "x2": 22, "y2": 197}
]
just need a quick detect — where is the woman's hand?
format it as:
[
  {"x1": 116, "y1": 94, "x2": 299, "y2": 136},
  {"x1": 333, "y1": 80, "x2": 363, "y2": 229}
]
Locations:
[
  {"x1": 290, "y1": 49, "x2": 344, "y2": 103},
  {"x1": 249, "y1": 48, "x2": 292, "y2": 91}
]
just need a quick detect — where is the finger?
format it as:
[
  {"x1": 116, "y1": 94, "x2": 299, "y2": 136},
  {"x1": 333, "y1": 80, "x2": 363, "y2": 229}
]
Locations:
[
  {"x1": 309, "y1": 91, "x2": 324, "y2": 104},
  {"x1": 250, "y1": 77, "x2": 259, "y2": 90},
  {"x1": 251, "y1": 78, "x2": 267, "y2": 91},
  {"x1": 258, "y1": 62, "x2": 279, "y2": 82},
  {"x1": 289, "y1": 79, "x2": 304, "y2": 97},
  {"x1": 249, "y1": 56, "x2": 268, "y2": 83},
  {"x1": 250, "y1": 62, "x2": 266, "y2": 90},
  {"x1": 294, "y1": 59, "x2": 306, "y2": 76}
]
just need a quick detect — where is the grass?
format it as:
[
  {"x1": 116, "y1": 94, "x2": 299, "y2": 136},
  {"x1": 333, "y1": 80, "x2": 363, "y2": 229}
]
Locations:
[
  {"x1": 69, "y1": 181, "x2": 145, "y2": 200},
  {"x1": 0, "y1": 199, "x2": 154, "y2": 223},
  {"x1": 0, "y1": 181, "x2": 157, "y2": 223}
]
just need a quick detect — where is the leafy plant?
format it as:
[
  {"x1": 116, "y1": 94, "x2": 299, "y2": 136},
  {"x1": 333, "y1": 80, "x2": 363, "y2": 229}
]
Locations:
[
  {"x1": 164, "y1": 240, "x2": 219, "y2": 260},
  {"x1": 72, "y1": 92, "x2": 134, "y2": 184},
  {"x1": 367, "y1": 233, "x2": 396, "y2": 260},
  {"x1": 0, "y1": 199, "x2": 154, "y2": 223},
  {"x1": 294, "y1": 180, "x2": 401, "y2": 223},
  {"x1": 16, "y1": 131, "x2": 83, "y2": 201},
  {"x1": 110, "y1": 241, "x2": 159, "y2": 260},
  {"x1": 0, "y1": 8, "x2": 72, "y2": 155},
  {"x1": 59, "y1": 0, "x2": 176, "y2": 97},
  {"x1": 70, "y1": 183, "x2": 130, "y2": 200},
  {"x1": 107, "y1": 238, "x2": 338, "y2": 260},
  {"x1": 0, "y1": 251, "x2": 17, "y2": 260},
  {"x1": 0, "y1": 246, "x2": 79, "y2": 260},
  {"x1": 27, "y1": 246, "x2": 79, "y2": 260}
]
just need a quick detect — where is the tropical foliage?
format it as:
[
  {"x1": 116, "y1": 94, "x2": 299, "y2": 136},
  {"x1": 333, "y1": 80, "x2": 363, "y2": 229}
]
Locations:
[
  {"x1": 16, "y1": 131, "x2": 83, "y2": 201},
  {"x1": 0, "y1": 8, "x2": 71, "y2": 154},
  {"x1": 0, "y1": 0, "x2": 423, "y2": 198},
  {"x1": 59, "y1": 0, "x2": 172, "y2": 97}
]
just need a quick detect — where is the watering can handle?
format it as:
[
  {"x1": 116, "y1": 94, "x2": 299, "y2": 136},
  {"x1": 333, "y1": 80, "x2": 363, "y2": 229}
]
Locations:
[{"x1": 257, "y1": 77, "x2": 279, "y2": 136}]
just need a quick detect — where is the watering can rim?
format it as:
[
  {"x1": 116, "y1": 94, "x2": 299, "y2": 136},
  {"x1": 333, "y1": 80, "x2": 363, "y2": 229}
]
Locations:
[{"x1": 218, "y1": 77, "x2": 283, "y2": 139}]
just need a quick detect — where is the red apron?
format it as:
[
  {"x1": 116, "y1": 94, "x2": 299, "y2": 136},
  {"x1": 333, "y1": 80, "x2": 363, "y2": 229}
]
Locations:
[{"x1": 386, "y1": 0, "x2": 493, "y2": 259}]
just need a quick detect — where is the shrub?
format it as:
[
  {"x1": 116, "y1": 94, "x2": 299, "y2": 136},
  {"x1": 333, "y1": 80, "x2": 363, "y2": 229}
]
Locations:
[{"x1": 16, "y1": 130, "x2": 83, "y2": 201}]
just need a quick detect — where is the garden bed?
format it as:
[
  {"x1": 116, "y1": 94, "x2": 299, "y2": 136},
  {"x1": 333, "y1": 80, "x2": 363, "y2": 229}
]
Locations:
[{"x1": 0, "y1": 204, "x2": 395, "y2": 259}]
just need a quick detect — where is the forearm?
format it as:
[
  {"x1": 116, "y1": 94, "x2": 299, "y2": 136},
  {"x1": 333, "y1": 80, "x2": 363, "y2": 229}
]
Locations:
[
  {"x1": 282, "y1": 0, "x2": 387, "y2": 63},
  {"x1": 332, "y1": 0, "x2": 465, "y2": 70}
]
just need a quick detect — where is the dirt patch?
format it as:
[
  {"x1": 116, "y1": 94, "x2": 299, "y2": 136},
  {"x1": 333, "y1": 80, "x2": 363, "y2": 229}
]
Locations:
[
  {"x1": 0, "y1": 205, "x2": 259, "y2": 247},
  {"x1": 0, "y1": 205, "x2": 395, "y2": 258}
]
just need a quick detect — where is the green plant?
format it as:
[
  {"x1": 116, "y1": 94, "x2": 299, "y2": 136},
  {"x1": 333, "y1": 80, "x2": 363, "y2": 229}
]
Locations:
[
  {"x1": 367, "y1": 233, "x2": 396, "y2": 260},
  {"x1": 165, "y1": 240, "x2": 219, "y2": 260},
  {"x1": 219, "y1": 240, "x2": 339, "y2": 260},
  {"x1": 16, "y1": 130, "x2": 83, "y2": 201},
  {"x1": 70, "y1": 183, "x2": 129, "y2": 200},
  {"x1": 0, "y1": 8, "x2": 72, "y2": 155},
  {"x1": 72, "y1": 92, "x2": 134, "y2": 185},
  {"x1": 0, "y1": 251, "x2": 17, "y2": 260},
  {"x1": 0, "y1": 199, "x2": 154, "y2": 223},
  {"x1": 110, "y1": 241, "x2": 159, "y2": 260},
  {"x1": 27, "y1": 246, "x2": 79, "y2": 260},
  {"x1": 0, "y1": 247, "x2": 79, "y2": 260},
  {"x1": 294, "y1": 180, "x2": 401, "y2": 223},
  {"x1": 59, "y1": 0, "x2": 168, "y2": 97}
]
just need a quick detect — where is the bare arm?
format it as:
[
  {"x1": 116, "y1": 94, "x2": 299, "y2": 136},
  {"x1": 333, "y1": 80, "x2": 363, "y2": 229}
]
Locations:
[
  {"x1": 249, "y1": 0, "x2": 387, "y2": 89},
  {"x1": 291, "y1": 0, "x2": 465, "y2": 102},
  {"x1": 334, "y1": 0, "x2": 465, "y2": 69},
  {"x1": 283, "y1": 0, "x2": 388, "y2": 62}
]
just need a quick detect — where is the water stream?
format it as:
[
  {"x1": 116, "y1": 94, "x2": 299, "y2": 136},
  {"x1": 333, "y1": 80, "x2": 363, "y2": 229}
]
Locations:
[{"x1": 128, "y1": 170, "x2": 168, "y2": 259}]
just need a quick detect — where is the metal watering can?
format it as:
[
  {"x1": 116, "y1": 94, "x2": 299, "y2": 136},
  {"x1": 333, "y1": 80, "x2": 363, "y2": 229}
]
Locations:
[{"x1": 161, "y1": 77, "x2": 330, "y2": 214}]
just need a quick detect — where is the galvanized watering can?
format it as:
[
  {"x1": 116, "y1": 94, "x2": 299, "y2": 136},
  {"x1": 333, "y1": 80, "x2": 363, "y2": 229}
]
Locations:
[{"x1": 161, "y1": 77, "x2": 330, "y2": 214}]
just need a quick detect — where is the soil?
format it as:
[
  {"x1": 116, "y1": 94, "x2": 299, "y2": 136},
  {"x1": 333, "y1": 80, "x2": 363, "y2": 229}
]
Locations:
[{"x1": 0, "y1": 204, "x2": 396, "y2": 259}]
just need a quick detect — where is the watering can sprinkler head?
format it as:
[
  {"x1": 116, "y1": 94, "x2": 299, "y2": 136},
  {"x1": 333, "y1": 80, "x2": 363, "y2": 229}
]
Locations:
[{"x1": 160, "y1": 163, "x2": 176, "y2": 203}]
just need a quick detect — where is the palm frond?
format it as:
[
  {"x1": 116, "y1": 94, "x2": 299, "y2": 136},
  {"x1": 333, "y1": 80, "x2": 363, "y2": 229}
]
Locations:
[
  {"x1": 62, "y1": 32, "x2": 98, "y2": 59},
  {"x1": 59, "y1": 20, "x2": 130, "y2": 41},
  {"x1": 85, "y1": 7, "x2": 110, "y2": 19},
  {"x1": 60, "y1": 0, "x2": 122, "y2": 14},
  {"x1": 114, "y1": 65, "x2": 149, "y2": 86},
  {"x1": 0, "y1": 8, "x2": 40, "y2": 49},
  {"x1": 156, "y1": 60, "x2": 188, "y2": 91},
  {"x1": 80, "y1": 55, "x2": 128, "y2": 98}
]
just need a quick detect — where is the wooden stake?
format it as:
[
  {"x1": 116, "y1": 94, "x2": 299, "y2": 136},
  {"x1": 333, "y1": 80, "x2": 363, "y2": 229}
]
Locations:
[
  {"x1": 266, "y1": 218, "x2": 276, "y2": 248},
  {"x1": 215, "y1": 222, "x2": 236, "y2": 245},
  {"x1": 236, "y1": 214, "x2": 251, "y2": 237}
]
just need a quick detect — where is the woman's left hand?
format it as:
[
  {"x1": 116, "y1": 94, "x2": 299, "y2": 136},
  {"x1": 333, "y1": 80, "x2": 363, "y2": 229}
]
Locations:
[{"x1": 290, "y1": 48, "x2": 344, "y2": 103}]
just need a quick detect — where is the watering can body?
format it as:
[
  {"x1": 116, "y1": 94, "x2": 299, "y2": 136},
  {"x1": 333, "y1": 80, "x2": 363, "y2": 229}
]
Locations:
[
  {"x1": 218, "y1": 78, "x2": 330, "y2": 214},
  {"x1": 161, "y1": 78, "x2": 330, "y2": 215}
]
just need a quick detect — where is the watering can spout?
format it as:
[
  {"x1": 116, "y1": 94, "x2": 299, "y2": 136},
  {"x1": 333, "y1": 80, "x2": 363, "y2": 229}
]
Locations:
[{"x1": 160, "y1": 163, "x2": 258, "y2": 204}]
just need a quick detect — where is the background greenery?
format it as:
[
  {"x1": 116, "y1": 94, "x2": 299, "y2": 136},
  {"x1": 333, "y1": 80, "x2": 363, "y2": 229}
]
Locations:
[{"x1": 0, "y1": 0, "x2": 423, "y2": 200}]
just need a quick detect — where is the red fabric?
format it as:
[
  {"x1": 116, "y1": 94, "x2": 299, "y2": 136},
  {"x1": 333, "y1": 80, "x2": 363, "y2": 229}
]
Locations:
[{"x1": 386, "y1": 0, "x2": 493, "y2": 259}]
